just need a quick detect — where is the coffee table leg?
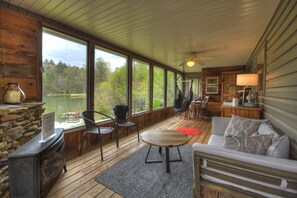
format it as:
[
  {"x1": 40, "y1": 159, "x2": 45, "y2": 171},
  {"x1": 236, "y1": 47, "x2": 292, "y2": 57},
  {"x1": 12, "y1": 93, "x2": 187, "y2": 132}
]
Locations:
[
  {"x1": 165, "y1": 147, "x2": 170, "y2": 173},
  {"x1": 145, "y1": 145, "x2": 152, "y2": 163},
  {"x1": 159, "y1": 147, "x2": 162, "y2": 154},
  {"x1": 145, "y1": 146, "x2": 163, "y2": 163},
  {"x1": 177, "y1": 147, "x2": 182, "y2": 161}
]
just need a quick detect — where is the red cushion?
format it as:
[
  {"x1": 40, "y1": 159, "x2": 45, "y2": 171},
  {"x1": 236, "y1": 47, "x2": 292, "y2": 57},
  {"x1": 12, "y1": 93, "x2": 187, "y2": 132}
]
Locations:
[{"x1": 176, "y1": 128, "x2": 201, "y2": 136}]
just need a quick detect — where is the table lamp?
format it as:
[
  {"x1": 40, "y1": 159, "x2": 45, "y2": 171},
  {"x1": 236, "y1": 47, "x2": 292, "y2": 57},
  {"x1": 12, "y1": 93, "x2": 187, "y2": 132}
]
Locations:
[{"x1": 236, "y1": 74, "x2": 258, "y2": 107}]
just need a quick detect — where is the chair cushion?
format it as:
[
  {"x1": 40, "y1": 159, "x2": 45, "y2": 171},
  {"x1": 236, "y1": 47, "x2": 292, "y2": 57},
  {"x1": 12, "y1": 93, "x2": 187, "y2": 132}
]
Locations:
[
  {"x1": 224, "y1": 134, "x2": 273, "y2": 155},
  {"x1": 224, "y1": 115, "x2": 268, "y2": 137},
  {"x1": 100, "y1": 127, "x2": 115, "y2": 135},
  {"x1": 113, "y1": 105, "x2": 129, "y2": 121},
  {"x1": 117, "y1": 121, "x2": 136, "y2": 127},
  {"x1": 266, "y1": 135, "x2": 290, "y2": 159}
]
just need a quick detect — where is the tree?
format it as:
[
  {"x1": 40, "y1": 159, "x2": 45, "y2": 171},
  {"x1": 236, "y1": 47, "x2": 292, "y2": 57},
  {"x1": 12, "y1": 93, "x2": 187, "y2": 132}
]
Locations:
[
  {"x1": 132, "y1": 61, "x2": 149, "y2": 112},
  {"x1": 153, "y1": 67, "x2": 164, "y2": 108},
  {"x1": 94, "y1": 64, "x2": 127, "y2": 116},
  {"x1": 105, "y1": 66, "x2": 127, "y2": 104},
  {"x1": 42, "y1": 60, "x2": 86, "y2": 95},
  {"x1": 95, "y1": 57, "x2": 111, "y2": 86}
]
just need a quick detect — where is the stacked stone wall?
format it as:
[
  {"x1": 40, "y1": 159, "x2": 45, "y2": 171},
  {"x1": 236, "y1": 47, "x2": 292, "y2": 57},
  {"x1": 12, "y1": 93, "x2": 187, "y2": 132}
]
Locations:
[{"x1": 0, "y1": 103, "x2": 44, "y2": 197}]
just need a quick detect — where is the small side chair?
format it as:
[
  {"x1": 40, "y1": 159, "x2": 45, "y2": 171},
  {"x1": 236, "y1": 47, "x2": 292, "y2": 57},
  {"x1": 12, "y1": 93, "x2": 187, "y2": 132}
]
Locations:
[
  {"x1": 112, "y1": 105, "x2": 139, "y2": 142},
  {"x1": 80, "y1": 110, "x2": 119, "y2": 161},
  {"x1": 197, "y1": 96, "x2": 210, "y2": 119}
]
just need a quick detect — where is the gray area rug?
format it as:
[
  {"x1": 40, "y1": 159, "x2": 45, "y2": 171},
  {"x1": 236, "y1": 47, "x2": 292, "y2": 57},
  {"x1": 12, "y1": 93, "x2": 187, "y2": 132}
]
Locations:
[{"x1": 95, "y1": 144, "x2": 193, "y2": 198}]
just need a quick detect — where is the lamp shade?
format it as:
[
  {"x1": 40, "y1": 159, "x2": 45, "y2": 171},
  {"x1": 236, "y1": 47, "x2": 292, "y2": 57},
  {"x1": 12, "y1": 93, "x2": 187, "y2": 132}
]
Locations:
[
  {"x1": 236, "y1": 74, "x2": 258, "y2": 86},
  {"x1": 186, "y1": 60, "x2": 195, "y2": 67}
]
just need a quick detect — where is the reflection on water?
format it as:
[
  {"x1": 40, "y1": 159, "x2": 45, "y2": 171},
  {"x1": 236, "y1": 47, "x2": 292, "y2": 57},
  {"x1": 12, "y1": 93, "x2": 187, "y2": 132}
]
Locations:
[{"x1": 43, "y1": 95, "x2": 86, "y2": 129}]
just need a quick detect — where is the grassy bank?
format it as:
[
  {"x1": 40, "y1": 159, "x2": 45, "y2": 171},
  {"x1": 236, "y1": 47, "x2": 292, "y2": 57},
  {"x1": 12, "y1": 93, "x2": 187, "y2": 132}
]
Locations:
[{"x1": 46, "y1": 93, "x2": 86, "y2": 98}]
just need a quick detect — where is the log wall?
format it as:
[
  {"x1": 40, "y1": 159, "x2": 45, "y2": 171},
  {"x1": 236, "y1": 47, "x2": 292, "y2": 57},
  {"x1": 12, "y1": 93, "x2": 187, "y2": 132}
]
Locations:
[
  {"x1": 201, "y1": 66, "x2": 245, "y2": 116},
  {"x1": 0, "y1": 9, "x2": 41, "y2": 101}
]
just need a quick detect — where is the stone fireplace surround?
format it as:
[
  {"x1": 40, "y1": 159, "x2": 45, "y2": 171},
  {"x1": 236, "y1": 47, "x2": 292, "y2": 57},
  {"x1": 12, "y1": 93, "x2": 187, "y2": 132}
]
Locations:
[{"x1": 0, "y1": 102, "x2": 44, "y2": 197}]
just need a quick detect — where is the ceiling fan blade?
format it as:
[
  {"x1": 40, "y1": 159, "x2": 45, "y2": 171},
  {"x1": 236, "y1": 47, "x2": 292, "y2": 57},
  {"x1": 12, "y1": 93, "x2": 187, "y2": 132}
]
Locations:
[
  {"x1": 199, "y1": 56, "x2": 213, "y2": 60},
  {"x1": 195, "y1": 58, "x2": 206, "y2": 66}
]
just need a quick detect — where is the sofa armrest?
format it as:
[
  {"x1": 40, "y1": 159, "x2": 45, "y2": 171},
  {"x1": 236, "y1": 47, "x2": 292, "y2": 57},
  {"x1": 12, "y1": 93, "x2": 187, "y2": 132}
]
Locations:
[
  {"x1": 192, "y1": 143, "x2": 297, "y2": 198},
  {"x1": 193, "y1": 143, "x2": 297, "y2": 173},
  {"x1": 211, "y1": 117, "x2": 230, "y2": 136}
]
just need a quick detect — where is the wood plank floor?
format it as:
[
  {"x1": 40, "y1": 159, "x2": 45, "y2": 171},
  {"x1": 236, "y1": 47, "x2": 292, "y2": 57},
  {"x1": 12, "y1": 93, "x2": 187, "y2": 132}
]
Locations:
[{"x1": 48, "y1": 116, "x2": 212, "y2": 198}]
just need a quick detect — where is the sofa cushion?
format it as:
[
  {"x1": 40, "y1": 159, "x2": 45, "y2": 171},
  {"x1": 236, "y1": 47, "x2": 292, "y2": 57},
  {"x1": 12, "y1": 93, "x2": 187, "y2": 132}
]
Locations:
[
  {"x1": 266, "y1": 135, "x2": 290, "y2": 159},
  {"x1": 207, "y1": 135, "x2": 225, "y2": 147},
  {"x1": 224, "y1": 134, "x2": 273, "y2": 155},
  {"x1": 258, "y1": 122, "x2": 280, "y2": 140},
  {"x1": 224, "y1": 115, "x2": 267, "y2": 137}
]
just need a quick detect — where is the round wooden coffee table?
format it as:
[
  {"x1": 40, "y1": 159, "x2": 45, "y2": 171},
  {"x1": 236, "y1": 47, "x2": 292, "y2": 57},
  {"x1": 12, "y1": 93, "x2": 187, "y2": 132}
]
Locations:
[{"x1": 140, "y1": 129, "x2": 189, "y2": 173}]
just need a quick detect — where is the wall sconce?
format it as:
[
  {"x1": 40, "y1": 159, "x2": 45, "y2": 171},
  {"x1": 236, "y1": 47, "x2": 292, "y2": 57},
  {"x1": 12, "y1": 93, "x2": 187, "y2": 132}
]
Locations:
[{"x1": 236, "y1": 74, "x2": 258, "y2": 107}]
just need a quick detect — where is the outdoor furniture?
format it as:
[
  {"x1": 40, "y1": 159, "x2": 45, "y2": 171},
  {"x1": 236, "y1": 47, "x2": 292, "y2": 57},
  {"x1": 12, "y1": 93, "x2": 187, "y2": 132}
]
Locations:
[
  {"x1": 140, "y1": 130, "x2": 189, "y2": 173},
  {"x1": 62, "y1": 112, "x2": 80, "y2": 123},
  {"x1": 112, "y1": 105, "x2": 139, "y2": 142},
  {"x1": 80, "y1": 111, "x2": 118, "y2": 161},
  {"x1": 196, "y1": 96, "x2": 209, "y2": 118},
  {"x1": 187, "y1": 100, "x2": 202, "y2": 119},
  {"x1": 192, "y1": 116, "x2": 297, "y2": 198}
]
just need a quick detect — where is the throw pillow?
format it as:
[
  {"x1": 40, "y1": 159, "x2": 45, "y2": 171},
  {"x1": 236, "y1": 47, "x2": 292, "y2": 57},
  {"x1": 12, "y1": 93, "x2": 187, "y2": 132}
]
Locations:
[
  {"x1": 224, "y1": 115, "x2": 267, "y2": 137},
  {"x1": 258, "y1": 122, "x2": 280, "y2": 140},
  {"x1": 266, "y1": 135, "x2": 290, "y2": 159},
  {"x1": 224, "y1": 134, "x2": 274, "y2": 155}
]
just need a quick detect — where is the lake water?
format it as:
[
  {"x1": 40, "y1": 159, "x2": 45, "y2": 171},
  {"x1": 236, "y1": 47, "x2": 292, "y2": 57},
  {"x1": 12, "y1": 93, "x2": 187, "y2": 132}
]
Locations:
[{"x1": 43, "y1": 95, "x2": 86, "y2": 129}]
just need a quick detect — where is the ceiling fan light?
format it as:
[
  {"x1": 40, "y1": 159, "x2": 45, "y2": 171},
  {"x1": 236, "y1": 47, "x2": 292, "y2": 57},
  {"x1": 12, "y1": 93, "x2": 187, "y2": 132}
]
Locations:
[{"x1": 186, "y1": 60, "x2": 195, "y2": 67}]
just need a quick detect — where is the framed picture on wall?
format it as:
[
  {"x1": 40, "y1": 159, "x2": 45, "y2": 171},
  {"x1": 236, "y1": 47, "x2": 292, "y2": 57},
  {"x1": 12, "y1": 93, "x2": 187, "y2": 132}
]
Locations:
[
  {"x1": 206, "y1": 77, "x2": 218, "y2": 85},
  {"x1": 257, "y1": 67, "x2": 264, "y2": 93},
  {"x1": 206, "y1": 86, "x2": 218, "y2": 94}
]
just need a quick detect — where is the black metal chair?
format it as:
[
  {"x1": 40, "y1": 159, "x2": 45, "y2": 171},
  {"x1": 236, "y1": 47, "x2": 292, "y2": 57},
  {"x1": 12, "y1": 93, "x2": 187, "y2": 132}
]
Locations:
[
  {"x1": 80, "y1": 110, "x2": 118, "y2": 161},
  {"x1": 112, "y1": 105, "x2": 139, "y2": 142}
]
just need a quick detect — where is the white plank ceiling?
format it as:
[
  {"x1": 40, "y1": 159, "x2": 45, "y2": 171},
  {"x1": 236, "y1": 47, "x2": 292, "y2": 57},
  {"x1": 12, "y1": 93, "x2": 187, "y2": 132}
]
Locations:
[{"x1": 3, "y1": 0, "x2": 279, "y2": 72}]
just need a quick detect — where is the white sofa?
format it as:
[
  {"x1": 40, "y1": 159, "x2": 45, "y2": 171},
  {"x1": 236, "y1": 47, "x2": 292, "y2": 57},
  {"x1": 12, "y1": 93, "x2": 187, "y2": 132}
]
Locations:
[{"x1": 192, "y1": 116, "x2": 297, "y2": 198}]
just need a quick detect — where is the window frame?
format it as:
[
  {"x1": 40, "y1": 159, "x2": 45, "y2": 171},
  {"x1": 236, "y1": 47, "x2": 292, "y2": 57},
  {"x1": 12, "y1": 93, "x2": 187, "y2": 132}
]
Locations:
[
  {"x1": 42, "y1": 27, "x2": 88, "y2": 130},
  {"x1": 41, "y1": 25, "x2": 183, "y2": 131},
  {"x1": 93, "y1": 45, "x2": 129, "y2": 116}
]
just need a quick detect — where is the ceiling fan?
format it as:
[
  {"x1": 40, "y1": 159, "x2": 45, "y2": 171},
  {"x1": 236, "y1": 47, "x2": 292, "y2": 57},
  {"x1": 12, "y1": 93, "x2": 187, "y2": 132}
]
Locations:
[{"x1": 178, "y1": 52, "x2": 208, "y2": 67}]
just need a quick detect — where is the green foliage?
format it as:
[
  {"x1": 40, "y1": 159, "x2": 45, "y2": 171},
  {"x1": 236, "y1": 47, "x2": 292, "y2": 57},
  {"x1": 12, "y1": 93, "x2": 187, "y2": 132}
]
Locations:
[
  {"x1": 43, "y1": 57, "x2": 173, "y2": 119},
  {"x1": 153, "y1": 67, "x2": 164, "y2": 108},
  {"x1": 95, "y1": 57, "x2": 111, "y2": 86},
  {"x1": 94, "y1": 58, "x2": 127, "y2": 116},
  {"x1": 42, "y1": 60, "x2": 86, "y2": 95},
  {"x1": 167, "y1": 71, "x2": 175, "y2": 106},
  {"x1": 132, "y1": 61, "x2": 150, "y2": 112}
]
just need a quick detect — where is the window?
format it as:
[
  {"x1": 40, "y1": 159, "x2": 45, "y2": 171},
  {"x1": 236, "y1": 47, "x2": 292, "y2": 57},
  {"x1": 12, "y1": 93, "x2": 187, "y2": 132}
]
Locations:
[
  {"x1": 153, "y1": 66, "x2": 164, "y2": 109},
  {"x1": 94, "y1": 46, "x2": 128, "y2": 118},
  {"x1": 42, "y1": 28, "x2": 87, "y2": 129},
  {"x1": 132, "y1": 59, "x2": 150, "y2": 113},
  {"x1": 167, "y1": 71, "x2": 175, "y2": 106},
  {"x1": 193, "y1": 78, "x2": 200, "y2": 96}
]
